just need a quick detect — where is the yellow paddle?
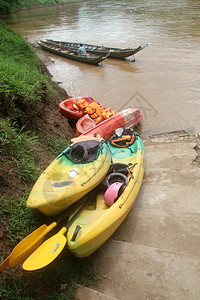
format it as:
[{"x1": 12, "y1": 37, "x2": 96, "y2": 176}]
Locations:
[
  {"x1": 23, "y1": 187, "x2": 99, "y2": 271},
  {"x1": 1, "y1": 187, "x2": 100, "y2": 272},
  {"x1": 0, "y1": 222, "x2": 57, "y2": 271}
]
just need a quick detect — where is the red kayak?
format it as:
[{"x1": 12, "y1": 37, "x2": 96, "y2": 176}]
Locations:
[
  {"x1": 76, "y1": 107, "x2": 142, "y2": 140},
  {"x1": 59, "y1": 96, "x2": 95, "y2": 119}
]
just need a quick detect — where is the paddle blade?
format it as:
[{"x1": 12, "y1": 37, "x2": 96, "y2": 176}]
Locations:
[
  {"x1": 23, "y1": 227, "x2": 67, "y2": 271},
  {"x1": 9, "y1": 222, "x2": 57, "y2": 267},
  {"x1": 0, "y1": 256, "x2": 10, "y2": 271}
]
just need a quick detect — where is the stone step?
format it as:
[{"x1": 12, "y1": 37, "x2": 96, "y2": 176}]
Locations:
[
  {"x1": 135, "y1": 183, "x2": 200, "y2": 214},
  {"x1": 76, "y1": 135, "x2": 200, "y2": 300},
  {"x1": 76, "y1": 284, "x2": 118, "y2": 300},
  {"x1": 93, "y1": 240, "x2": 200, "y2": 300},
  {"x1": 143, "y1": 167, "x2": 200, "y2": 186},
  {"x1": 111, "y1": 207, "x2": 200, "y2": 257},
  {"x1": 107, "y1": 183, "x2": 200, "y2": 257},
  {"x1": 145, "y1": 142, "x2": 197, "y2": 171}
]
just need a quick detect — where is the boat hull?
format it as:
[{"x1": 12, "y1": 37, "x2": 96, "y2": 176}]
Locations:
[
  {"x1": 44, "y1": 39, "x2": 148, "y2": 59},
  {"x1": 67, "y1": 133, "x2": 145, "y2": 257},
  {"x1": 76, "y1": 108, "x2": 142, "y2": 140},
  {"x1": 37, "y1": 40, "x2": 109, "y2": 65}
]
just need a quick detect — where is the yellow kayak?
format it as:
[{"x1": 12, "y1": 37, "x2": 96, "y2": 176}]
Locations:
[
  {"x1": 67, "y1": 129, "x2": 145, "y2": 257},
  {"x1": 26, "y1": 135, "x2": 112, "y2": 216}
]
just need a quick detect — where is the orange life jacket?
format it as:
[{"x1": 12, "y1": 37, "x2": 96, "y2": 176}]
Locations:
[
  {"x1": 102, "y1": 108, "x2": 117, "y2": 120},
  {"x1": 77, "y1": 99, "x2": 89, "y2": 109},
  {"x1": 84, "y1": 101, "x2": 103, "y2": 123},
  {"x1": 72, "y1": 103, "x2": 80, "y2": 111},
  {"x1": 110, "y1": 134, "x2": 135, "y2": 148}
]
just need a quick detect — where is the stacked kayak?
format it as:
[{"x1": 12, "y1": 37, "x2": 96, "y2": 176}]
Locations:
[
  {"x1": 26, "y1": 135, "x2": 112, "y2": 216},
  {"x1": 21, "y1": 128, "x2": 145, "y2": 271},
  {"x1": 59, "y1": 96, "x2": 117, "y2": 123},
  {"x1": 76, "y1": 107, "x2": 142, "y2": 140},
  {"x1": 67, "y1": 128, "x2": 145, "y2": 257}
]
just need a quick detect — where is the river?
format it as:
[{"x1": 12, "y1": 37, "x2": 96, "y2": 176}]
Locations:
[{"x1": 2, "y1": 0, "x2": 200, "y2": 136}]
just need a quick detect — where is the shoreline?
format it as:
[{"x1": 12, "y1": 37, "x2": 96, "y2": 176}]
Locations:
[{"x1": 4, "y1": 0, "x2": 91, "y2": 15}]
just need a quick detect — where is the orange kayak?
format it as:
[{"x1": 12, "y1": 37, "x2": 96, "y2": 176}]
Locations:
[
  {"x1": 76, "y1": 107, "x2": 142, "y2": 140},
  {"x1": 59, "y1": 96, "x2": 95, "y2": 119}
]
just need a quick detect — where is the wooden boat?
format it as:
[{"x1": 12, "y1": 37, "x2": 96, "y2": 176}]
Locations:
[
  {"x1": 59, "y1": 96, "x2": 96, "y2": 119},
  {"x1": 37, "y1": 40, "x2": 109, "y2": 65},
  {"x1": 67, "y1": 129, "x2": 145, "y2": 257},
  {"x1": 43, "y1": 39, "x2": 148, "y2": 59},
  {"x1": 76, "y1": 108, "x2": 142, "y2": 140},
  {"x1": 26, "y1": 135, "x2": 112, "y2": 216}
]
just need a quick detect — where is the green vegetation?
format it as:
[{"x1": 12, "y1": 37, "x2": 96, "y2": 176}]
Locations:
[
  {"x1": 0, "y1": 0, "x2": 81, "y2": 15},
  {"x1": 0, "y1": 193, "x2": 39, "y2": 243},
  {"x1": 0, "y1": 256, "x2": 99, "y2": 300},
  {"x1": 0, "y1": 0, "x2": 20, "y2": 15},
  {"x1": 46, "y1": 136, "x2": 70, "y2": 155},
  {"x1": 0, "y1": 119, "x2": 40, "y2": 182},
  {"x1": 0, "y1": 21, "x2": 56, "y2": 125},
  {"x1": 0, "y1": 21, "x2": 98, "y2": 299}
]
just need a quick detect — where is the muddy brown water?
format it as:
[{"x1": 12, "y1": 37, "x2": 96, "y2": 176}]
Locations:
[{"x1": 2, "y1": 0, "x2": 200, "y2": 136}]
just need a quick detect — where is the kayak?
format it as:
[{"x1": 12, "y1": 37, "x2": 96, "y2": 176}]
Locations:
[
  {"x1": 76, "y1": 108, "x2": 142, "y2": 140},
  {"x1": 59, "y1": 96, "x2": 116, "y2": 123},
  {"x1": 59, "y1": 96, "x2": 95, "y2": 119},
  {"x1": 67, "y1": 128, "x2": 145, "y2": 257},
  {"x1": 26, "y1": 135, "x2": 112, "y2": 216}
]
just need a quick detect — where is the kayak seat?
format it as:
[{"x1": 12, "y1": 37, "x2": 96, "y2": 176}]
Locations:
[{"x1": 65, "y1": 140, "x2": 103, "y2": 164}]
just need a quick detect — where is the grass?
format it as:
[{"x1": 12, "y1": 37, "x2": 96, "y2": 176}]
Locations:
[
  {"x1": 46, "y1": 136, "x2": 70, "y2": 155},
  {"x1": 0, "y1": 193, "x2": 40, "y2": 243},
  {"x1": 0, "y1": 119, "x2": 40, "y2": 182},
  {"x1": 0, "y1": 255, "x2": 99, "y2": 299},
  {"x1": 0, "y1": 21, "x2": 99, "y2": 300},
  {"x1": 0, "y1": 20, "x2": 56, "y2": 126}
]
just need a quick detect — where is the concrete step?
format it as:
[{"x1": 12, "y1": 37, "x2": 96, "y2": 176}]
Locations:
[
  {"x1": 76, "y1": 284, "x2": 118, "y2": 300},
  {"x1": 145, "y1": 142, "x2": 197, "y2": 171},
  {"x1": 143, "y1": 167, "x2": 200, "y2": 186},
  {"x1": 111, "y1": 207, "x2": 200, "y2": 257},
  {"x1": 107, "y1": 183, "x2": 200, "y2": 256},
  {"x1": 76, "y1": 134, "x2": 200, "y2": 300},
  {"x1": 135, "y1": 183, "x2": 200, "y2": 214},
  {"x1": 93, "y1": 240, "x2": 200, "y2": 300}
]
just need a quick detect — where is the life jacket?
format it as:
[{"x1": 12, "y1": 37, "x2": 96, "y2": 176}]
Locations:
[
  {"x1": 101, "y1": 108, "x2": 117, "y2": 120},
  {"x1": 72, "y1": 99, "x2": 90, "y2": 113},
  {"x1": 72, "y1": 103, "x2": 80, "y2": 111},
  {"x1": 84, "y1": 101, "x2": 103, "y2": 123},
  {"x1": 77, "y1": 99, "x2": 89, "y2": 109},
  {"x1": 109, "y1": 128, "x2": 136, "y2": 148}
]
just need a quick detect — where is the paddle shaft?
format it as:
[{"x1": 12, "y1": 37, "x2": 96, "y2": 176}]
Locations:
[{"x1": 22, "y1": 186, "x2": 101, "y2": 271}]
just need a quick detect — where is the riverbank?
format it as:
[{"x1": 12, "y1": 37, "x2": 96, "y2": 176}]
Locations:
[
  {"x1": 0, "y1": 21, "x2": 98, "y2": 300},
  {"x1": 0, "y1": 0, "x2": 91, "y2": 16}
]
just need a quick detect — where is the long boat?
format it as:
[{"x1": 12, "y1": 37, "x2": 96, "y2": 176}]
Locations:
[
  {"x1": 42, "y1": 39, "x2": 148, "y2": 59},
  {"x1": 37, "y1": 40, "x2": 110, "y2": 65}
]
